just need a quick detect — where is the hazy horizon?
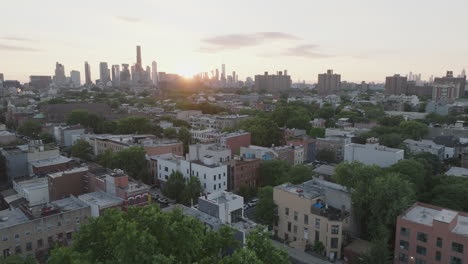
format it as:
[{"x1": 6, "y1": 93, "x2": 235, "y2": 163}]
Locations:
[{"x1": 1, "y1": 0, "x2": 467, "y2": 83}]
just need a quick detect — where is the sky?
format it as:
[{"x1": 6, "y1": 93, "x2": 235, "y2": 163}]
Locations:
[{"x1": 1, "y1": 0, "x2": 467, "y2": 83}]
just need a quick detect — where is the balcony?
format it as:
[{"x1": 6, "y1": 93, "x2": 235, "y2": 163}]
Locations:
[{"x1": 310, "y1": 203, "x2": 348, "y2": 221}]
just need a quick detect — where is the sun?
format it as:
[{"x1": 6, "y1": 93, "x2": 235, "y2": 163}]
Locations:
[{"x1": 176, "y1": 64, "x2": 199, "y2": 78}]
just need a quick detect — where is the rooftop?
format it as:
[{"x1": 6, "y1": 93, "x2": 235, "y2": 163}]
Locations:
[
  {"x1": 14, "y1": 177, "x2": 48, "y2": 189},
  {"x1": 162, "y1": 204, "x2": 223, "y2": 231},
  {"x1": 0, "y1": 208, "x2": 29, "y2": 229},
  {"x1": 78, "y1": 191, "x2": 124, "y2": 208},
  {"x1": 402, "y1": 203, "x2": 468, "y2": 236},
  {"x1": 29, "y1": 155, "x2": 72, "y2": 168},
  {"x1": 313, "y1": 165, "x2": 336, "y2": 176},
  {"x1": 404, "y1": 139, "x2": 445, "y2": 150},
  {"x1": 346, "y1": 143, "x2": 404, "y2": 153},
  {"x1": 48, "y1": 166, "x2": 89, "y2": 178},
  {"x1": 201, "y1": 191, "x2": 242, "y2": 205},
  {"x1": 445, "y1": 166, "x2": 468, "y2": 178}
]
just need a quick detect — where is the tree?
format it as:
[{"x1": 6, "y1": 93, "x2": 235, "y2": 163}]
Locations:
[
  {"x1": 0, "y1": 152, "x2": 7, "y2": 183},
  {"x1": 378, "y1": 133, "x2": 403, "y2": 148},
  {"x1": 163, "y1": 171, "x2": 186, "y2": 203},
  {"x1": 312, "y1": 241, "x2": 325, "y2": 255},
  {"x1": 0, "y1": 255, "x2": 37, "y2": 264},
  {"x1": 246, "y1": 227, "x2": 289, "y2": 264},
  {"x1": 39, "y1": 132, "x2": 55, "y2": 144},
  {"x1": 17, "y1": 120, "x2": 41, "y2": 138},
  {"x1": 182, "y1": 176, "x2": 203, "y2": 205},
  {"x1": 96, "y1": 150, "x2": 113, "y2": 168},
  {"x1": 260, "y1": 160, "x2": 291, "y2": 186},
  {"x1": 255, "y1": 186, "x2": 277, "y2": 229},
  {"x1": 399, "y1": 121, "x2": 428, "y2": 140},
  {"x1": 111, "y1": 147, "x2": 148, "y2": 181},
  {"x1": 387, "y1": 159, "x2": 427, "y2": 193},
  {"x1": 308, "y1": 127, "x2": 325, "y2": 138},
  {"x1": 239, "y1": 117, "x2": 282, "y2": 147},
  {"x1": 287, "y1": 165, "x2": 312, "y2": 184},
  {"x1": 163, "y1": 128, "x2": 178, "y2": 139},
  {"x1": 117, "y1": 116, "x2": 153, "y2": 134},
  {"x1": 221, "y1": 249, "x2": 262, "y2": 264},
  {"x1": 177, "y1": 127, "x2": 192, "y2": 154},
  {"x1": 378, "y1": 115, "x2": 404, "y2": 127},
  {"x1": 238, "y1": 184, "x2": 257, "y2": 202},
  {"x1": 316, "y1": 149, "x2": 336, "y2": 163},
  {"x1": 71, "y1": 140, "x2": 93, "y2": 161},
  {"x1": 317, "y1": 106, "x2": 335, "y2": 119}
]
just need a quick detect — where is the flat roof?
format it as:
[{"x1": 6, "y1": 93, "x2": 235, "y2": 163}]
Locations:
[
  {"x1": 313, "y1": 165, "x2": 336, "y2": 176},
  {"x1": 15, "y1": 177, "x2": 48, "y2": 189},
  {"x1": 346, "y1": 143, "x2": 404, "y2": 153},
  {"x1": 0, "y1": 208, "x2": 29, "y2": 229},
  {"x1": 48, "y1": 166, "x2": 88, "y2": 178},
  {"x1": 30, "y1": 155, "x2": 72, "y2": 168},
  {"x1": 445, "y1": 167, "x2": 468, "y2": 178},
  {"x1": 162, "y1": 204, "x2": 223, "y2": 230},
  {"x1": 78, "y1": 191, "x2": 123, "y2": 208}
]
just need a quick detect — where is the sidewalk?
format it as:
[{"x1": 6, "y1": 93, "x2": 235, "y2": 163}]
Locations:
[{"x1": 272, "y1": 240, "x2": 342, "y2": 264}]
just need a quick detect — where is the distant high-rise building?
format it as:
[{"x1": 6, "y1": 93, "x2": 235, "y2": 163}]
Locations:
[
  {"x1": 152, "y1": 61, "x2": 158, "y2": 85},
  {"x1": 70, "y1": 71, "x2": 81, "y2": 87},
  {"x1": 254, "y1": 71, "x2": 292, "y2": 92},
  {"x1": 317, "y1": 69, "x2": 341, "y2": 95},
  {"x1": 232, "y1": 71, "x2": 236, "y2": 84},
  {"x1": 53, "y1": 62, "x2": 66, "y2": 86},
  {"x1": 221, "y1": 64, "x2": 226, "y2": 81},
  {"x1": 29, "y1": 76, "x2": 51, "y2": 89},
  {"x1": 99, "y1": 62, "x2": 110, "y2": 84},
  {"x1": 84, "y1": 62, "x2": 92, "y2": 85},
  {"x1": 461, "y1": 69, "x2": 466, "y2": 78},
  {"x1": 111, "y1": 65, "x2": 120, "y2": 86},
  {"x1": 385, "y1": 74, "x2": 408, "y2": 95},
  {"x1": 120, "y1": 64, "x2": 131, "y2": 85},
  {"x1": 215, "y1": 69, "x2": 219, "y2": 81},
  {"x1": 136, "y1": 45, "x2": 143, "y2": 71},
  {"x1": 432, "y1": 70, "x2": 467, "y2": 100},
  {"x1": 0, "y1": 73, "x2": 4, "y2": 82}
]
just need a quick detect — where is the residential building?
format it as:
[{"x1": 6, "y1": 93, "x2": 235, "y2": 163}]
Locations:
[
  {"x1": 29, "y1": 156, "x2": 73, "y2": 177},
  {"x1": 0, "y1": 130, "x2": 17, "y2": 145},
  {"x1": 53, "y1": 125, "x2": 85, "y2": 147},
  {"x1": 226, "y1": 157, "x2": 261, "y2": 192},
  {"x1": 99, "y1": 62, "x2": 110, "y2": 84},
  {"x1": 344, "y1": 138, "x2": 404, "y2": 167},
  {"x1": 404, "y1": 139, "x2": 445, "y2": 160},
  {"x1": 394, "y1": 202, "x2": 468, "y2": 264},
  {"x1": 78, "y1": 191, "x2": 124, "y2": 217},
  {"x1": 175, "y1": 110, "x2": 203, "y2": 121},
  {"x1": 316, "y1": 137, "x2": 352, "y2": 162},
  {"x1": 286, "y1": 136, "x2": 316, "y2": 163},
  {"x1": 13, "y1": 178, "x2": 49, "y2": 206},
  {"x1": 39, "y1": 103, "x2": 111, "y2": 123},
  {"x1": 70, "y1": 70, "x2": 80, "y2": 87},
  {"x1": 433, "y1": 71, "x2": 467, "y2": 100},
  {"x1": 433, "y1": 136, "x2": 462, "y2": 159},
  {"x1": 254, "y1": 71, "x2": 292, "y2": 93},
  {"x1": 198, "y1": 191, "x2": 243, "y2": 224},
  {"x1": 445, "y1": 166, "x2": 468, "y2": 178},
  {"x1": 155, "y1": 155, "x2": 228, "y2": 194},
  {"x1": 218, "y1": 131, "x2": 251, "y2": 155},
  {"x1": 385, "y1": 74, "x2": 408, "y2": 95},
  {"x1": 48, "y1": 167, "x2": 89, "y2": 201},
  {"x1": 0, "y1": 197, "x2": 91, "y2": 258},
  {"x1": 29, "y1": 76, "x2": 51, "y2": 90},
  {"x1": 274, "y1": 179, "x2": 352, "y2": 261},
  {"x1": 188, "y1": 144, "x2": 231, "y2": 165},
  {"x1": 317, "y1": 70, "x2": 341, "y2": 96}
]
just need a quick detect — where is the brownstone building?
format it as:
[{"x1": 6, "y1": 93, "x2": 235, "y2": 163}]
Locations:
[
  {"x1": 227, "y1": 158, "x2": 261, "y2": 192},
  {"x1": 48, "y1": 167, "x2": 89, "y2": 201}
]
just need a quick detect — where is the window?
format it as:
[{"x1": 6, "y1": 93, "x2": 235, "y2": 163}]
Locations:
[
  {"x1": 165, "y1": 166, "x2": 168, "y2": 172},
  {"x1": 14, "y1": 233, "x2": 20, "y2": 240},
  {"x1": 218, "y1": 174, "x2": 221, "y2": 179},
  {"x1": 58, "y1": 233, "x2": 63, "y2": 240},
  {"x1": 400, "y1": 240, "x2": 409, "y2": 250},
  {"x1": 47, "y1": 223, "x2": 52, "y2": 230},
  {"x1": 331, "y1": 238, "x2": 339, "y2": 249},
  {"x1": 399, "y1": 253, "x2": 408, "y2": 263},
  {"x1": 213, "y1": 175, "x2": 216, "y2": 181},
  {"x1": 416, "y1": 245, "x2": 427, "y2": 256},
  {"x1": 2, "y1": 235, "x2": 7, "y2": 241},
  {"x1": 400, "y1": 227, "x2": 410, "y2": 237},
  {"x1": 223, "y1": 181, "x2": 226, "y2": 186},
  {"x1": 415, "y1": 259, "x2": 426, "y2": 264},
  {"x1": 331, "y1": 225, "x2": 339, "y2": 235},
  {"x1": 66, "y1": 232, "x2": 72, "y2": 240},
  {"x1": 451, "y1": 256, "x2": 462, "y2": 264},
  {"x1": 304, "y1": 215, "x2": 309, "y2": 225},
  {"x1": 26, "y1": 242, "x2": 32, "y2": 251},
  {"x1": 435, "y1": 251, "x2": 441, "y2": 261},
  {"x1": 57, "y1": 221, "x2": 61, "y2": 227},
  {"x1": 37, "y1": 225, "x2": 43, "y2": 232},
  {"x1": 75, "y1": 216, "x2": 80, "y2": 224},
  {"x1": 37, "y1": 239, "x2": 43, "y2": 248},
  {"x1": 293, "y1": 225, "x2": 297, "y2": 234},
  {"x1": 284, "y1": 233, "x2": 289, "y2": 241},
  {"x1": 287, "y1": 222, "x2": 291, "y2": 232},
  {"x1": 25, "y1": 231, "x2": 31, "y2": 236},
  {"x1": 285, "y1": 207, "x2": 289, "y2": 216},
  {"x1": 214, "y1": 185, "x2": 217, "y2": 190},
  {"x1": 437, "y1": 237, "x2": 443, "y2": 248},
  {"x1": 204, "y1": 174, "x2": 206, "y2": 179},
  {"x1": 294, "y1": 211, "x2": 298, "y2": 221},
  {"x1": 15, "y1": 245, "x2": 21, "y2": 254},
  {"x1": 417, "y1": 232, "x2": 428, "y2": 243},
  {"x1": 204, "y1": 183, "x2": 206, "y2": 189},
  {"x1": 218, "y1": 183, "x2": 221, "y2": 189},
  {"x1": 315, "y1": 218, "x2": 320, "y2": 228},
  {"x1": 452, "y1": 242, "x2": 464, "y2": 253}
]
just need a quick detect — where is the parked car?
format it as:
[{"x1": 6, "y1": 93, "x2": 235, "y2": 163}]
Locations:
[
  {"x1": 248, "y1": 198, "x2": 259, "y2": 207},
  {"x1": 158, "y1": 197, "x2": 169, "y2": 204},
  {"x1": 151, "y1": 194, "x2": 159, "y2": 200},
  {"x1": 243, "y1": 204, "x2": 249, "y2": 210}
]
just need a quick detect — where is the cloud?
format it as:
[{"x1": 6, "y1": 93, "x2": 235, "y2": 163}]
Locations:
[
  {"x1": 115, "y1": 16, "x2": 144, "y2": 24},
  {"x1": 200, "y1": 32, "x2": 300, "y2": 53},
  {"x1": 1, "y1": 37, "x2": 36, "y2": 42},
  {"x1": 282, "y1": 44, "x2": 332, "y2": 58},
  {"x1": 0, "y1": 44, "x2": 42, "y2": 52}
]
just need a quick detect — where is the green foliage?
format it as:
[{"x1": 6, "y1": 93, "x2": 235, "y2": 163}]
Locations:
[
  {"x1": 255, "y1": 186, "x2": 277, "y2": 229},
  {"x1": 315, "y1": 149, "x2": 336, "y2": 163},
  {"x1": 0, "y1": 152, "x2": 6, "y2": 183},
  {"x1": 387, "y1": 159, "x2": 427, "y2": 193},
  {"x1": 399, "y1": 121, "x2": 428, "y2": 140},
  {"x1": 39, "y1": 132, "x2": 55, "y2": 144},
  {"x1": 378, "y1": 133, "x2": 404, "y2": 148},
  {"x1": 177, "y1": 127, "x2": 192, "y2": 153},
  {"x1": 312, "y1": 240, "x2": 325, "y2": 255},
  {"x1": 271, "y1": 106, "x2": 311, "y2": 130},
  {"x1": 378, "y1": 115, "x2": 404, "y2": 127},
  {"x1": 111, "y1": 147, "x2": 148, "y2": 181},
  {"x1": 71, "y1": 139, "x2": 93, "y2": 161},
  {"x1": 238, "y1": 184, "x2": 257, "y2": 202},
  {"x1": 176, "y1": 101, "x2": 227, "y2": 114},
  {"x1": 260, "y1": 160, "x2": 291, "y2": 186},
  {"x1": 239, "y1": 117, "x2": 282, "y2": 147},
  {"x1": 163, "y1": 172, "x2": 202, "y2": 204},
  {"x1": 163, "y1": 128, "x2": 178, "y2": 139},
  {"x1": 17, "y1": 120, "x2": 42, "y2": 138},
  {"x1": 116, "y1": 116, "x2": 153, "y2": 134},
  {"x1": 182, "y1": 176, "x2": 203, "y2": 205},
  {"x1": 48, "y1": 205, "x2": 283, "y2": 264},
  {"x1": 67, "y1": 109, "x2": 104, "y2": 133},
  {"x1": 317, "y1": 106, "x2": 335, "y2": 119},
  {"x1": 308, "y1": 127, "x2": 325, "y2": 138},
  {"x1": 287, "y1": 165, "x2": 313, "y2": 184},
  {"x1": 0, "y1": 255, "x2": 37, "y2": 264}
]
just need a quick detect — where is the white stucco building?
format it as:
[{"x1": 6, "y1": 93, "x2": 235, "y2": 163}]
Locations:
[
  {"x1": 344, "y1": 138, "x2": 404, "y2": 167},
  {"x1": 13, "y1": 178, "x2": 49, "y2": 206}
]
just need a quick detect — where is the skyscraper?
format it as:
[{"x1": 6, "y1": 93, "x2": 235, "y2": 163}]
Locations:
[
  {"x1": 317, "y1": 69, "x2": 341, "y2": 95},
  {"x1": 385, "y1": 74, "x2": 408, "y2": 95},
  {"x1": 53, "y1": 62, "x2": 66, "y2": 86},
  {"x1": 112, "y1": 65, "x2": 120, "y2": 86},
  {"x1": 84, "y1": 61, "x2": 92, "y2": 85},
  {"x1": 152, "y1": 61, "x2": 158, "y2": 85},
  {"x1": 254, "y1": 71, "x2": 291, "y2": 92},
  {"x1": 99, "y1": 62, "x2": 110, "y2": 84},
  {"x1": 136, "y1": 45, "x2": 142, "y2": 70},
  {"x1": 0, "y1": 73, "x2": 4, "y2": 82},
  {"x1": 70, "y1": 70, "x2": 81, "y2": 87},
  {"x1": 215, "y1": 69, "x2": 219, "y2": 81},
  {"x1": 221, "y1": 64, "x2": 226, "y2": 81},
  {"x1": 232, "y1": 71, "x2": 236, "y2": 84},
  {"x1": 120, "y1": 64, "x2": 131, "y2": 85}
]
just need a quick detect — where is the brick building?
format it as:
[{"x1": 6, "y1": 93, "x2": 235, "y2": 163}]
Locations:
[
  {"x1": 218, "y1": 131, "x2": 251, "y2": 155},
  {"x1": 394, "y1": 202, "x2": 468, "y2": 264},
  {"x1": 48, "y1": 167, "x2": 89, "y2": 201},
  {"x1": 226, "y1": 157, "x2": 261, "y2": 192}
]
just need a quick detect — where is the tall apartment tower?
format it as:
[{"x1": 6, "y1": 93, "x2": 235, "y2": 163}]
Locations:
[
  {"x1": 99, "y1": 62, "x2": 110, "y2": 84},
  {"x1": 53, "y1": 62, "x2": 66, "y2": 86},
  {"x1": 317, "y1": 69, "x2": 341, "y2": 95},
  {"x1": 84, "y1": 62, "x2": 92, "y2": 85},
  {"x1": 136, "y1": 45, "x2": 143, "y2": 71},
  {"x1": 70, "y1": 70, "x2": 81, "y2": 87},
  {"x1": 221, "y1": 64, "x2": 226, "y2": 81},
  {"x1": 215, "y1": 69, "x2": 219, "y2": 81},
  {"x1": 120, "y1": 64, "x2": 131, "y2": 85},
  {"x1": 152, "y1": 61, "x2": 158, "y2": 85},
  {"x1": 385, "y1": 74, "x2": 408, "y2": 95},
  {"x1": 111, "y1": 65, "x2": 120, "y2": 86},
  {"x1": 432, "y1": 70, "x2": 467, "y2": 100},
  {"x1": 254, "y1": 71, "x2": 292, "y2": 92}
]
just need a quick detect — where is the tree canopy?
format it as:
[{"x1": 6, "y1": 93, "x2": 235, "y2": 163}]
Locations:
[
  {"x1": 17, "y1": 120, "x2": 42, "y2": 138},
  {"x1": 70, "y1": 139, "x2": 93, "y2": 161}
]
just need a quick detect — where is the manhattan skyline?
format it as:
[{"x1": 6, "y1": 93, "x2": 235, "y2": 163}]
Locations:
[{"x1": 1, "y1": 0, "x2": 467, "y2": 83}]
